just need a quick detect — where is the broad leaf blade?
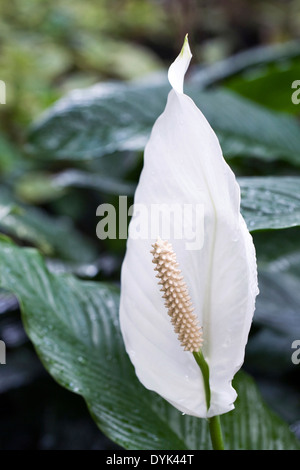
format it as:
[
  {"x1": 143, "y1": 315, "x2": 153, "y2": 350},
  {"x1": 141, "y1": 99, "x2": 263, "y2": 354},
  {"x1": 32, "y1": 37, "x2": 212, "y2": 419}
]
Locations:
[
  {"x1": 248, "y1": 239, "x2": 300, "y2": 373},
  {"x1": 189, "y1": 40, "x2": 300, "y2": 89},
  {"x1": 225, "y1": 59, "x2": 300, "y2": 114},
  {"x1": 0, "y1": 188, "x2": 97, "y2": 262},
  {"x1": 239, "y1": 176, "x2": 300, "y2": 231},
  {"x1": 0, "y1": 240, "x2": 298, "y2": 450},
  {"x1": 15, "y1": 169, "x2": 135, "y2": 204},
  {"x1": 26, "y1": 82, "x2": 168, "y2": 160},
  {"x1": 27, "y1": 82, "x2": 300, "y2": 165}
]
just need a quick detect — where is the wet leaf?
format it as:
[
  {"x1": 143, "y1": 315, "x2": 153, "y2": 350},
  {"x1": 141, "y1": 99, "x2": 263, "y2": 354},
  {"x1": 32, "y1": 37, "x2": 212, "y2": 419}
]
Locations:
[
  {"x1": 239, "y1": 176, "x2": 300, "y2": 231},
  {"x1": 27, "y1": 82, "x2": 300, "y2": 165},
  {"x1": 0, "y1": 240, "x2": 298, "y2": 450}
]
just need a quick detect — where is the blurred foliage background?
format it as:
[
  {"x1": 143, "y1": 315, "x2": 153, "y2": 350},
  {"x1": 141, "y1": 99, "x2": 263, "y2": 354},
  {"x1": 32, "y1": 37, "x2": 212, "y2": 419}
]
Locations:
[
  {"x1": 0, "y1": 0, "x2": 300, "y2": 449},
  {"x1": 2, "y1": 0, "x2": 300, "y2": 135}
]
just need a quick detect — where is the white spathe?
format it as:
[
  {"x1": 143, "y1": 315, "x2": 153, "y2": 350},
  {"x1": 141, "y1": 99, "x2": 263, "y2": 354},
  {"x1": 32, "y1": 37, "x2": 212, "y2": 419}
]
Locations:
[{"x1": 119, "y1": 36, "x2": 259, "y2": 418}]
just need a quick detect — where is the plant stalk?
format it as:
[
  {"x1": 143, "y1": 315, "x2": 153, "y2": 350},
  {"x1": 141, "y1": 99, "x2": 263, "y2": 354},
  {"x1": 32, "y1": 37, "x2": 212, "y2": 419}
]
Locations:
[{"x1": 193, "y1": 350, "x2": 225, "y2": 450}]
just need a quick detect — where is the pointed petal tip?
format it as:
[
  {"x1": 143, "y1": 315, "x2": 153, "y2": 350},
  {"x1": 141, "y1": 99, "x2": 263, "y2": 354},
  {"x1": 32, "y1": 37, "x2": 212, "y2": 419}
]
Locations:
[
  {"x1": 181, "y1": 34, "x2": 192, "y2": 59},
  {"x1": 168, "y1": 34, "x2": 192, "y2": 94}
]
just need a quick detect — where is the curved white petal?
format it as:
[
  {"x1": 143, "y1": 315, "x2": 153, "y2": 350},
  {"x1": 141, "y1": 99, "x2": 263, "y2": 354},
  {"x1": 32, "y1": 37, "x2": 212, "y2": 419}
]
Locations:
[
  {"x1": 167, "y1": 34, "x2": 192, "y2": 94},
  {"x1": 120, "y1": 37, "x2": 258, "y2": 418}
]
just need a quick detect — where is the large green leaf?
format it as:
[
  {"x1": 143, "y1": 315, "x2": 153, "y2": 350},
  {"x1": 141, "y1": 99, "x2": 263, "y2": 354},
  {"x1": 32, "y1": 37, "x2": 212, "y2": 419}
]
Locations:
[
  {"x1": 248, "y1": 269, "x2": 300, "y2": 373},
  {"x1": 248, "y1": 236, "x2": 300, "y2": 370},
  {"x1": 238, "y1": 176, "x2": 300, "y2": 231},
  {"x1": 15, "y1": 170, "x2": 136, "y2": 204},
  {"x1": 0, "y1": 239, "x2": 298, "y2": 450},
  {"x1": 14, "y1": 170, "x2": 300, "y2": 235},
  {"x1": 243, "y1": 228, "x2": 300, "y2": 422},
  {"x1": 189, "y1": 40, "x2": 300, "y2": 89},
  {"x1": 253, "y1": 226, "x2": 300, "y2": 263},
  {"x1": 26, "y1": 81, "x2": 300, "y2": 165},
  {"x1": 191, "y1": 38, "x2": 300, "y2": 115},
  {"x1": 225, "y1": 59, "x2": 300, "y2": 115},
  {"x1": 26, "y1": 81, "x2": 166, "y2": 160},
  {"x1": 0, "y1": 188, "x2": 97, "y2": 262},
  {"x1": 245, "y1": 235, "x2": 300, "y2": 424},
  {"x1": 0, "y1": 134, "x2": 21, "y2": 175}
]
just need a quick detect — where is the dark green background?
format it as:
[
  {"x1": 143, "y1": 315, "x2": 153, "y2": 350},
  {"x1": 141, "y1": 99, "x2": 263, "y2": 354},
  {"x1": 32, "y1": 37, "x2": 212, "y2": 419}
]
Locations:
[{"x1": 0, "y1": 0, "x2": 299, "y2": 450}]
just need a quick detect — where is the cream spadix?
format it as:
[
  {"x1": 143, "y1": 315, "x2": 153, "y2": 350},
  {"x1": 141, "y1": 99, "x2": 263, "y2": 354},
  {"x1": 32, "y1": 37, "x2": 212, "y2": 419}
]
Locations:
[
  {"x1": 119, "y1": 35, "x2": 258, "y2": 418},
  {"x1": 151, "y1": 238, "x2": 203, "y2": 352}
]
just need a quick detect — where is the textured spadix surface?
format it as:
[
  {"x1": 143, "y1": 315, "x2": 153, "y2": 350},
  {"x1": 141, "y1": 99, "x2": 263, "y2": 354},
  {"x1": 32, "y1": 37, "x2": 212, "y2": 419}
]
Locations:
[
  {"x1": 151, "y1": 238, "x2": 203, "y2": 352},
  {"x1": 120, "y1": 37, "x2": 259, "y2": 418}
]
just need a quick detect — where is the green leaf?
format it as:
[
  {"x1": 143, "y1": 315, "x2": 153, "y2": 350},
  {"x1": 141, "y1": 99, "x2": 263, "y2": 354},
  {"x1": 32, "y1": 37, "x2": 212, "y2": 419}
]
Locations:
[
  {"x1": 0, "y1": 188, "x2": 97, "y2": 262},
  {"x1": 26, "y1": 81, "x2": 300, "y2": 165},
  {"x1": 0, "y1": 201, "x2": 19, "y2": 221},
  {"x1": 0, "y1": 133, "x2": 25, "y2": 175},
  {"x1": 248, "y1": 270, "x2": 300, "y2": 372},
  {"x1": 26, "y1": 81, "x2": 166, "y2": 160},
  {"x1": 52, "y1": 169, "x2": 136, "y2": 196},
  {"x1": 14, "y1": 171, "x2": 67, "y2": 204},
  {"x1": 238, "y1": 176, "x2": 300, "y2": 231},
  {"x1": 191, "y1": 90, "x2": 300, "y2": 164},
  {"x1": 248, "y1": 239, "x2": 300, "y2": 371},
  {"x1": 245, "y1": 228, "x2": 300, "y2": 422},
  {"x1": 189, "y1": 40, "x2": 300, "y2": 89},
  {"x1": 72, "y1": 32, "x2": 163, "y2": 81},
  {"x1": 15, "y1": 170, "x2": 136, "y2": 204},
  {"x1": 0, "y1": 240, "x2": 298, "y2": 450},
  {"x1": 253, "y1": 226, "x2": 300, "y2": 263},
  {"x1": 225, "y1": 59, "x2": 300, "y2": 115}
]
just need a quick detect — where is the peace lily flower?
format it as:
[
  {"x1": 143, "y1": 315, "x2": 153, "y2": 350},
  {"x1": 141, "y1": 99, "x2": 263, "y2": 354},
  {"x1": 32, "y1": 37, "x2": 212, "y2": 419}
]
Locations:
[{"x1": 119, "y1": 36, "x2": 258, "y2": 446}]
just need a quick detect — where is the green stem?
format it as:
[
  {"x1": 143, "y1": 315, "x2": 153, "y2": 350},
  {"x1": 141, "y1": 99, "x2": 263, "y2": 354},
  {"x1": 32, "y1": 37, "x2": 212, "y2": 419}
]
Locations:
[
  {"x1": 193, "y1": 350, "x2": 225, "y2": 450},
  {"x1": 193, "y1": 350, "x2": 210, "y2": 410},
  {"x1": 208, "y1": 416, "x2": 224, "y2": 450}
]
